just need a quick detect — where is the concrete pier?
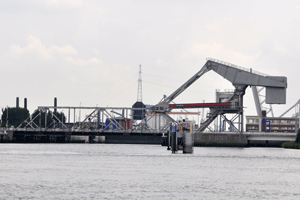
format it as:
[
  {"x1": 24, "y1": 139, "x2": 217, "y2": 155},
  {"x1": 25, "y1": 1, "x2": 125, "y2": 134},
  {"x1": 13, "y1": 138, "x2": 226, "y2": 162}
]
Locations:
[{"x1": 1, "y1": 128, "x2": 295, "y2": 146}]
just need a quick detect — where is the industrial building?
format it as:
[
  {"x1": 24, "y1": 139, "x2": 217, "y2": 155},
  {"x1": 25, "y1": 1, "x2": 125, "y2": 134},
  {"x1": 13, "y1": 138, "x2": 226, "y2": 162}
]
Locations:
[{"x1": 246, "y1": 115, "x2": 298, "y2": 133}]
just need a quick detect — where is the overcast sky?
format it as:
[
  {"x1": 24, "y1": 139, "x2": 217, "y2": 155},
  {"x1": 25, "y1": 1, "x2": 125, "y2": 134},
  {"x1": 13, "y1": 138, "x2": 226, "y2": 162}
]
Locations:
[{"x1": 1, "y1": 0, "x2": 300, "y2": 120}]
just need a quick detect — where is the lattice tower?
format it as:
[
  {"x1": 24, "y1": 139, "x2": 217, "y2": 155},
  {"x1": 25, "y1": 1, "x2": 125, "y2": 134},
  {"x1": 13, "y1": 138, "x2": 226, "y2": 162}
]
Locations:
[{"x1": 137, "y1": 65, "x2": 142, "y2": 102}]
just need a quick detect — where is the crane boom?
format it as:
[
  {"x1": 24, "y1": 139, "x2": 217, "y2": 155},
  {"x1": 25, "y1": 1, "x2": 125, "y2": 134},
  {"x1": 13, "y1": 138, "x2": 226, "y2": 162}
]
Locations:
[
  {"x1": 163, "y1": 67, "x2": 211, "y2": 104},
  {"x1": 152, "y1": 58, "x2": 287, "y2": 132}
]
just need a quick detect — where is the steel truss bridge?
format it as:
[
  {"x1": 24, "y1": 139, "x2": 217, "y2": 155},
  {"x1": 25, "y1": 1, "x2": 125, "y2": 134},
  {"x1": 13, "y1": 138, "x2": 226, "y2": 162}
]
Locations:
[
  {"x1": 15, "y1": 106, "x2": 161, "y2": 135},
  {"x1": 13, "y1": 58, "x2": 287, "y2": 136}
]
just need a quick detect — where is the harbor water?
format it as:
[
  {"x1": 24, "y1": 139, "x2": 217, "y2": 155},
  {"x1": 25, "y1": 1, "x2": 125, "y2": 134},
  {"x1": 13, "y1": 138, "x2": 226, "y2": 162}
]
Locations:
[{"x1": 1, "y1": 144, "x2": 300, "y2": 199}]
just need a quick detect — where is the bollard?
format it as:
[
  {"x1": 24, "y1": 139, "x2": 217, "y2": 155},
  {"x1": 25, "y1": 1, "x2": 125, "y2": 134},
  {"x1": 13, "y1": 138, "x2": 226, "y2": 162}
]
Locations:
[{"x1": 171, "y1": 131, "x2": 177, "y2": 153}]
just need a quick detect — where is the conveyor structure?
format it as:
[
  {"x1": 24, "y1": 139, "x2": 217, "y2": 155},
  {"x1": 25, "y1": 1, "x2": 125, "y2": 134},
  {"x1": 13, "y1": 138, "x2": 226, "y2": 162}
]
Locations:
[{"x1": 152, "y1": 58, "x2": 287, "y2": 133}]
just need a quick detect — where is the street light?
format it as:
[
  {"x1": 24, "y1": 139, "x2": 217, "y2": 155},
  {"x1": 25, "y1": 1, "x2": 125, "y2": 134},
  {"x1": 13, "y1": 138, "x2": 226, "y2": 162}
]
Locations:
[{"x1": 79, "y1": 102, "x2": 82, "y2": 122}]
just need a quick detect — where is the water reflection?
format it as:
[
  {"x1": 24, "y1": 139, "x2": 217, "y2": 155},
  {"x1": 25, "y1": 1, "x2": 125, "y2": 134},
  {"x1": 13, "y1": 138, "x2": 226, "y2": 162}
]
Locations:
[{"x1": 1, "y1": 144, "x2": 300, "y2": 199}]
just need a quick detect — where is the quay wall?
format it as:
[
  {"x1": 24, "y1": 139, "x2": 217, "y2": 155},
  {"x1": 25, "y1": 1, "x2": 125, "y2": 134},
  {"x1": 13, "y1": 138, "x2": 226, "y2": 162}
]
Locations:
[
  {"x1": 1, "y1": 130, "x2": 291, "y2": 146},
  {"x1": 194, "y1": 133, "x2": 248, "y2": 147},
  {"x1": 70, "y1": 136, "x2": 105, "y2": 143},
  {"x1": 105, "y1": 135, "x2": 162, "y2": 144},
  {"x1": 1, "y1": 130, "x2": 160, "y2": 144}
]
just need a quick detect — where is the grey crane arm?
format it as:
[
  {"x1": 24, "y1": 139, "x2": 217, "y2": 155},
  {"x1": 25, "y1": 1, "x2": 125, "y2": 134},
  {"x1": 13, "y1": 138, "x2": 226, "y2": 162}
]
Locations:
[
  {"x1": 152, "y1": 64, "x2": 211, "y2": 113},
  {"x1": 153, "y1": 58, "x2": 287, "y2": 115}
]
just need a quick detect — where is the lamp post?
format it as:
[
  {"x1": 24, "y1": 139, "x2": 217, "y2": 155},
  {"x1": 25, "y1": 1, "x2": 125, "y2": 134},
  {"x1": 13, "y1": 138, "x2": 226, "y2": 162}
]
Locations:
[{"x1": 79, "y1": 102, "x2": 82, "y2": 122}]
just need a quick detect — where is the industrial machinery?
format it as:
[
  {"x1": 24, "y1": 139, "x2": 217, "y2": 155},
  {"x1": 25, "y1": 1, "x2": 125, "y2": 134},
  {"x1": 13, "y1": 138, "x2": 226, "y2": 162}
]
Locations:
[
  {"x1": 13, "y1": 58, "x2": 288, "y2": 146},
  {"x1": 152, "y1": 58, "x2": 287, "y2": 134}
]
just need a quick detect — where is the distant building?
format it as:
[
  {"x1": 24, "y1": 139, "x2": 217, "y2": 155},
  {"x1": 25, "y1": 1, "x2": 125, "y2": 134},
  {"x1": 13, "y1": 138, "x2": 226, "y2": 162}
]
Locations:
[{"x1": 246, "y1": 116, "x2": 298, "y2": 133}]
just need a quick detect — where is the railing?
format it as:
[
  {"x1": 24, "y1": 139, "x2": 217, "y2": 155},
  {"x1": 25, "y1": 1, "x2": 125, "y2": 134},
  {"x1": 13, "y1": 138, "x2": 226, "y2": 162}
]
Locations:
[
  {"x1": 13, "y1": 127, "x2": 161, "y2": 134},
  {"x1": 206, "y1": 57, "x2": 269, "y2": 77}
]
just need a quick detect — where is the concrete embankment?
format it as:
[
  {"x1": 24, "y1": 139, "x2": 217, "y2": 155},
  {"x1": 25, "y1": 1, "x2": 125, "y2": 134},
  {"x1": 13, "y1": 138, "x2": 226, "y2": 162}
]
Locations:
[
  {"x1": 0, "y1": 130, "x2": 105, "y2": 143},
  {"x1": 194, "y1": 133, "x2": 248, "y2": 147},
  {"x1": 1, "y1": 130, "x2": 288, "y2": 147},
  {"x1": 70, "y1": 136, "x2": 105, "y2": 143},
  {"x1": 161, "y1": 133, "x2": 249, "y2": 147},
  {"x1": 0, "y1": 130, "x2": 161, "y2": 144},
  {"x1": 105, "y1": 135, "x2": 162, "y2": 144}
]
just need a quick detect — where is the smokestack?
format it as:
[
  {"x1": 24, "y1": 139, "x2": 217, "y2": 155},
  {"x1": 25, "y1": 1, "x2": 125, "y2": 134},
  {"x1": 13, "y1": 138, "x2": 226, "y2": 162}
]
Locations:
[
  {"x1": 24, "y1": 98, "x2": 27, "y2": 109},
  {"x1": 16, "y1": 97, "x2": 19, "y2": 108},
  {"x1": 54, "y1": 97, "x2": 57, "y2": 113}
]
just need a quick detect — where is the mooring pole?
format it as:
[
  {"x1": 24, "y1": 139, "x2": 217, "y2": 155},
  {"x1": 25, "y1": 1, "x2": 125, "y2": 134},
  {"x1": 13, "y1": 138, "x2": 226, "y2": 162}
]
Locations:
[
  {"x1": 73, "y1": 108, "x2": 75, "y2": 129},
  {"x1": 167, "y1": 130, "x2": 171, "y2": 150},
  {"x1": 171, "y1": 131, "x2": 177, "y2": 153},
  {"x1": 39, "y1": 109, "x2": 41, "y2": 131},
  {"x1": 68, "y1": 108, "x2": 70, "y2": 131}
]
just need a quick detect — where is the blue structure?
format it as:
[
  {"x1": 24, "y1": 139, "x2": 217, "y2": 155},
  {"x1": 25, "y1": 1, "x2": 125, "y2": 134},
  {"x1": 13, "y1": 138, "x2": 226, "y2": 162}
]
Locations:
[
  {"x1": 261, "y1": 119, "x2": 271, "y2": 132},
  {"x1": 105, "y1": 119, "x2": 110, "y2": 130},
  {"x1": 105, "y1": 118, "x2": 117, "y2": 130}
]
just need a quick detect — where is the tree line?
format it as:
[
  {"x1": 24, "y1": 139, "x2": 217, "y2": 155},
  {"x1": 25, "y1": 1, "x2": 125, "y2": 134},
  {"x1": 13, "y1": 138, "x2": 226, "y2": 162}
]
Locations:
[{"x1": 1, "y1": 108, "x2": 66, "y2": 128}]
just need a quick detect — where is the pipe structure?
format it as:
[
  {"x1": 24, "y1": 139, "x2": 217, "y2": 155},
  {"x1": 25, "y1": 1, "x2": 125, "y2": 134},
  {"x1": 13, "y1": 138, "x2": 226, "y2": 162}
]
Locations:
[
  {"x1": 54, "y1": 97, "x2": 57, "y2": 113},
  {"x1": 24, "y1": 98, "x2": 27, "y2": 109},
  {"x1": 16, "y1": 97, "x2": 19, "y2": 108}
]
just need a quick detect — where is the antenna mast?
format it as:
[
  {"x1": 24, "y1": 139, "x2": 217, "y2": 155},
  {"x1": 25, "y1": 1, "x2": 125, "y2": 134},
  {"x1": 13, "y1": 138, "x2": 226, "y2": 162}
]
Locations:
[{"x1": 137, "y1": 65, "x2": 142, "y2": 102}]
